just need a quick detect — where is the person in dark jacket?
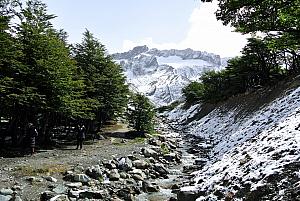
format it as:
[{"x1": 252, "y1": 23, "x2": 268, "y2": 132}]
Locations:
[
  {"x1": 28, "y1": 123, "x2": 38, "y2": 155},
  {"x1": 76, "y1": 124, "x2": 86, "y2": 150}
]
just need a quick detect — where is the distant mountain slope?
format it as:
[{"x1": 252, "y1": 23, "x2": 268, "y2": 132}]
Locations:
[
  {"x1": 112, "y1": 46, "x2": 226, "y2": 106},
  {"x1": 166, "y1": 77, "x2": 300, "y2": 200}
]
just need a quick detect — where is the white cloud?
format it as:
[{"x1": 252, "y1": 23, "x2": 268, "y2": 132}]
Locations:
[{"x1": 122, "y1": 2, "x2": 248, "y2": 57}]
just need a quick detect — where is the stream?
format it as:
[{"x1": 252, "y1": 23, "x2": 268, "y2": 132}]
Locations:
[{"x1": 136, "y1": 122, "x2": 211, "y2": 201}]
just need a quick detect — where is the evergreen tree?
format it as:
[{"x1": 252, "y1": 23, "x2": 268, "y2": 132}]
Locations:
[
  {"x1": 127, "y1": 93, "x2": 155, "y2": 133},
  {"x1": 73, "y1": 30, "x2": 129, "y2": 126}
]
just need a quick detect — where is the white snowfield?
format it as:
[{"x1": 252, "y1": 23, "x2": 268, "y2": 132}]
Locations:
[{"x1": 167, "y1": 86, "x2": 300, "y2": 200}]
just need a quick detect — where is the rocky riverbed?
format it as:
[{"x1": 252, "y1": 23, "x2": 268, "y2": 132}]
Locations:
[{"x1": 0, "y1": 122, "x2": 213, "y2": 201}]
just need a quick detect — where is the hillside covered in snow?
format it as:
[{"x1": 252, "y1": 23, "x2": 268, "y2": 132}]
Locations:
[
  {"x1": 165, "y1": 77, "x2": 300, "y2": 200},
  {"x1": 112, "y1": 46, "x2": 226, "y2": 106}
]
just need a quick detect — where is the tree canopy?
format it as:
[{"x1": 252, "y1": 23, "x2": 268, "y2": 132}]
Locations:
[{"x1": 0, "y1": 0, "x2": 130, "y2": 146}]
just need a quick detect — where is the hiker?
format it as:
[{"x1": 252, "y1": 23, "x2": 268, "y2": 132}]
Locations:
[
  {"x1": 76, "y1": 124, "x2": 86, "y2": 149},
  {"x1": 28, "y1": 123, "x2": 38, "y2": 155}
]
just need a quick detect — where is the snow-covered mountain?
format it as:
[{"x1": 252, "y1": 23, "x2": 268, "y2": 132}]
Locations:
[{"x1": 113, "y1": 46, "x2": 225, "y2": 106}]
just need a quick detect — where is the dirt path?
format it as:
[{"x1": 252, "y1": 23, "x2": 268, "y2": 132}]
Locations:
[{"x1": 0, "y1": 124, "x2": 145, "y2": 200}]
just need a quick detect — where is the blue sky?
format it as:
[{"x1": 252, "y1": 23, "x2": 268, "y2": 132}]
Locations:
[{"x1": 43, "y1": 0, "x2": 247, "y2": 57}]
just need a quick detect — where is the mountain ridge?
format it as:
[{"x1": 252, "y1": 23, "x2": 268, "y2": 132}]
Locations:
[{"x1": 113, "y1": 45, "x2": 227, "y2": 106}]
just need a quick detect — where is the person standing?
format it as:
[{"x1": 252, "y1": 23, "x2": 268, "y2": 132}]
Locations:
[
  {"x1": 28, "y1": 123, "x2": 38, "y2": 155},
  {"x1": 76, "y1": 124, "x2": 86, "y2": 150}
]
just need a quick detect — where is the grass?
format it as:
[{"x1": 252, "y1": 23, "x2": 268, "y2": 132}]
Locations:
[{"x1": 14, "y1": 164, "x2": 69, "y2": 176}]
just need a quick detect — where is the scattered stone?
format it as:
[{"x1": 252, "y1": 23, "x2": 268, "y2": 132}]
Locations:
[{"x1": 73, "y1": 174, "x2": 91, "y2": 183}]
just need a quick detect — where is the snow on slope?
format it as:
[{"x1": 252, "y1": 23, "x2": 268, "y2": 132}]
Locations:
[
  {"x1": 166, "y1": 86, "x2": 300, "y2": 200},
  {"x1": 113, "y1": 46, "x2": 224, "y2": 106}
]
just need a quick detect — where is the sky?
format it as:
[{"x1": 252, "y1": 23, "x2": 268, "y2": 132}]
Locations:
[{"x1": 43, "y1": 0, "x2": 248, "y2": 57}]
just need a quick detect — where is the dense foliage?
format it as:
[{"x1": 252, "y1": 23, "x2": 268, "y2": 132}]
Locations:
[
  {"x1": 127, "y1": 93, "x2": 155, "y2": 133},
  {"x1": 184, "y1": 0, "x2": 300, "y2": 104},
  {"x1": 0, "y1": 0, "x2": 129, "y2": 145}
]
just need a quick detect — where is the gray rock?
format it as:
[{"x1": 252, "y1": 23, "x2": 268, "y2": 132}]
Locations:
[
  {"x1": 68, "y1": 189, "x2": 85, "y2": 198},
  {"x1": 0, "y1": 195, "x2": 11, "y2": 201},
  {"x1": 163, "y1": 153, "x2": 176, "y2": 162},
  {"x1": 49, "y1": 194, "x2": 70, "y2": 201},
  {"x1": 26, "y1": 176, "x2": 43, "y2": 182},
  {"x1": 133, "y1": 160, "x2": 149, "y2": 169},
  {"x1": 142, "y1": 148, "x2": 158, "y2": 158},
  {"x1": 40, "y1": 191, "x2": 56, "y2": 201},
  {"x1": 132, "y1": 174, "x2": 144, "y2": 181},
  {"x1": 86, "y1": 165, "x2": 103, "y2": 180},
  {"x1": 177, "y1": 188, "x2": 203, "y2": 201},
  {"x1": 65, "y1": 182, "x2": 83, "y2": 188},
  {"x1": 52, "y1": 184, "x2": 68, "y2": 194},
  {"x1": 119, "y1": 172, "x2": 128, "y2": 179},
  {"x1": 79, "y1": 191, "x2": 104, "y2": 199},
  {"x1": 142, "y1": 181, "x2": 160, "y2": 192},
  {"x1": 109, "y1": 169, "x2": 120, "y2": 181},
  {"x1": 45, "y1": 176, "x2": 58, "y2": 183},
  {"x1": 73, "y1": 174, "x2": 91, "y2": 183},
  {"x1": 13, "y1": 195, "x2": 22, "y2": 201},
  {"x1": 127, "y1": 155, "x2": 139, "y2": 161},
  {"x1": 154, "y1": 163, "x2": 169, "y2": 176},
  {"x1": 103, "y1": 161, "x2": 117, "y2": 169},
  {"x1": 118, "y1": 157, "x2": 133, "y2": 171},
  {"x1": 73, "y1": 166, "x2": 85, "y2": 173},
  {"x1": 0, "y1": 188, "x2": 13, "y2": 195},
  {"x1": 129, "y1": 169, "x2": 146, "y2": 178}
]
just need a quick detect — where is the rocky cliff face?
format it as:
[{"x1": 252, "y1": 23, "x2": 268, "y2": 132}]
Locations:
[{"x1": 112, "y1": 46, "x2": 225, "y2": 106}]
